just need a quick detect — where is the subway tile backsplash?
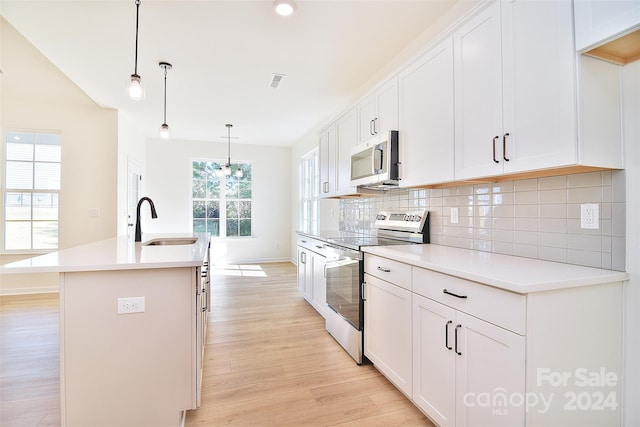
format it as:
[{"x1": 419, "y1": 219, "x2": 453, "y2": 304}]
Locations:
[{"x1": 339, "y1": 170, "x2": 626, "y2": 271}]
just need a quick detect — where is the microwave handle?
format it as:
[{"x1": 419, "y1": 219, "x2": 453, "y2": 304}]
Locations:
[{"x1": 373, "y1": 144, "x2": 384, "y2": 173}]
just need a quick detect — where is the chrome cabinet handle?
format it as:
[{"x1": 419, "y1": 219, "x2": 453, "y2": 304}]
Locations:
[
  {"x1": 377, "y1": 266, "x2": 391, "y2": 273},
  {"x1": 315, "y1": 245, "x2": 324, "y2": 249},
  {"x1": 503, "y1": 133, "x2": 510, "y2": 161},
  {"x1": 373, "y1": 117, "x2": 378, "y2": 134},
  {"x1": 492, "y1": 136, "x2": 500, "y2": 163},
  {"x1": 369, "y1": 119, "x2": 374, "y2": 135},
  {"x1": 455, "y1": 324, "x2": 462, "y2": 355},
  {"x1": 361, "y1": 282, "x2": 366, "y2": 301},
  {"x1": 443, "y1": 289, "x2": 467, "y2": 299},
  {"x1": 445, "y1": 320, "x2": 453, "y2": 350}
]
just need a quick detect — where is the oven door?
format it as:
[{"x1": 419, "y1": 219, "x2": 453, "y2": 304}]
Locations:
[{"x1": 325, "y1": 244, "x2": 363, "y2": 330}]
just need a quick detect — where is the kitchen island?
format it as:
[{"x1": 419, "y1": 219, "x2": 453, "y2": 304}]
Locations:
[{"x1": 0, "y1": 233, "x2": 210, "y2": 427}]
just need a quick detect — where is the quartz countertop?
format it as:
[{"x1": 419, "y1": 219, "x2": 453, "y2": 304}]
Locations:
[
  {"x1": 363, "y1": 244, "x2": 629, "y2": 294},
  {"x1": 0, "y1": 233, "x2": 210, "y2": 274}
]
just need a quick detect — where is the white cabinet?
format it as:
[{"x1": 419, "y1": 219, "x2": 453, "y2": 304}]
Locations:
[
  {"x1": 297, "y1": 246, "x2": 312, "y2": 299},
  {"x1": 357, "y1": 77, "x2": 399, "y2": 144},
  {"x1": 454, "y1": 0, "x2": 577, "y2": 180},
  {"x1": 336, "y1": 108, "x2": 358, "y2": 196},
  {"x1": 297, "y1": 235, "x2": 327, "y2": 318},
  {"x1": 398, "y1": 37, "x2": 454, "y2": 187},
  {"x1": 574, "y1": 0, "x2": 640, "y2": 51},
  {"x1": 413, "y1": 294, "x2": 525, "y2": 427},
  {"x1": 363, "y1": 273, "x2": 413, "y2": 397},
  {"x1": 311, "y1": 251, "x2": 327, "y2": 318},
  {"x1": 319, "y1": 125, "x2": 337, "y2": 197}
]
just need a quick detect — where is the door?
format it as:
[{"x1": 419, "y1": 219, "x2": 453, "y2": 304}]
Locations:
[
  {"x1": 311, "y1": 252, "x2": 327, "y2": 318},
  {"x1": 454, "y1": 0, "x2": 504, "y2": 180},
  {"x1": 413, "y1": 294, "x2": 456, "y2": 427},
  {"x1": 455, "y1": 311, "x2": 525, "y2": 427},
  {"x1": 375, "y1": 77, "x2": 399, "y2": 137},
  {"x1": 325, "y1": 246, "x2": 361, "y2": 328},
  {"x1": 364, "y1": 274, "x2": 412, "y2": 397},
  {"x1": 319, "y1": 126, "x2": 336, "y2": 196},
  {"x1": 399, "y1": 37, "x2": 454, "y2": 187}
]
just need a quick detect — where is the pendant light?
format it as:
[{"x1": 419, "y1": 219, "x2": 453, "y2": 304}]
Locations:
[
  {"x1": 217, "y1": 124, "x2": 243, "y2": 178},
  {"x1": 273, "y1": 0, "x2": 297, "y2": 16},
  {"x1": 128, "y1": 0, "x2": 144, "y2": 100},
  {"x1": 158, "y1": 62, "x2": 172, "y2": 139}
]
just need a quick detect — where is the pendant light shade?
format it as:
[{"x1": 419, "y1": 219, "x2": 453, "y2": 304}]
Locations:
[
  {"x1": 216, "y1": 124, "x2": 243, "y2": 178},
  {"x1": 159, "y1": 62, "x2": 172, "y2": 139},
  {"x1": 128, "y1": 0, "x2": 144, "y2": 100}
]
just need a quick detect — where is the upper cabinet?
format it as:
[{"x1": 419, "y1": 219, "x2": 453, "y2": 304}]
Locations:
[
  {"x1": 357, "y1": 77, "x2": 399, "y2": 144},
  {"x1": 453, "y1": 0, "x2": 577, "y2": 180},
  {"x1": 398, "y1": 37, "x2": 455, "y2": 187},
  {"x1": 336, "y1": 108, "x2": 358, "y2": 196},
  {"x1": 574, "y1": 0, "x2": 640, "y2": 53},
  {"x1": 319, "y1": 125, "x2": 337, "y2": 197}
]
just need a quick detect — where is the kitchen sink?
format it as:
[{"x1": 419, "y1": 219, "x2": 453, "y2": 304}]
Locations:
[{"x1": 142, "y1": 237, "x2": 198, "y2": 246}]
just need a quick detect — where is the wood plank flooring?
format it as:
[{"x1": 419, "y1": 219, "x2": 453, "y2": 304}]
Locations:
[{"x1": 1, "y1": 262, "x2": 432, "y2": 426}]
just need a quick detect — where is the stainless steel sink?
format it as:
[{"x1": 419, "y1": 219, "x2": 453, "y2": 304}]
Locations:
[{"x1": 142, "y1": 237, "x2": 198, "y2": 246}]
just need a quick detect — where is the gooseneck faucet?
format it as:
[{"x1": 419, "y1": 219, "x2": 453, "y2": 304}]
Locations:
[{"x1": 135, "y1": 197, "x2": 158, "y2": 242}]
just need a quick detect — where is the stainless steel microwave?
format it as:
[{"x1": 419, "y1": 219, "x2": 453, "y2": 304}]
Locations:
[{"x1": 350, "y1": 130, "x2": 399, "y2": 188}]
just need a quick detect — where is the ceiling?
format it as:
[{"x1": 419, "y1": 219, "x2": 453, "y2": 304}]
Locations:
[{"x1": 1, "y1": 0, "x2": 460, "y2": 147}]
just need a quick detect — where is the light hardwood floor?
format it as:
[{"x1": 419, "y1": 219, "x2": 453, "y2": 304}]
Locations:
[{"x1": 1, "y1": 262, "x2": 432, "y2": 426}]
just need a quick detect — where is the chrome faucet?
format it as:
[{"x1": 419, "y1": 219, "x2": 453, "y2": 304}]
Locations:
[{"x1": 135, "y1": 197, "x2": 158, "y2": 242}]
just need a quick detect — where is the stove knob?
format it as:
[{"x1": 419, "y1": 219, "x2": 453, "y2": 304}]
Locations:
[
  {"x1": 404, "y1": 214, "x2": 410, "y2": 221},
  {"x1": 415, "y1": 215, "x2": 421, "y2": 222}
]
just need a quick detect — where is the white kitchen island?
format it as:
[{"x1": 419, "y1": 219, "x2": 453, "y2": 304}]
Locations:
[{"x1": 0, "y1": 233, "x2": 211, "y2": 427}]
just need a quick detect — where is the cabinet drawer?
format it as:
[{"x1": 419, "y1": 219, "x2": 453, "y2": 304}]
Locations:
[
  {"x1": 365, "y1": 254, "x2": 411, "y2": 291},
  {"x1": 412, "y1": 267, "x2": 525, "y2": 335},
  {"x1": 297, "y1": 236, "x2": 326, "y2": 255}
]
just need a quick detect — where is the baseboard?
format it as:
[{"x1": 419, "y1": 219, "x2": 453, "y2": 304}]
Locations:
[{"x1": 0, "y1": 286, "x2": 59, "y2": 297}]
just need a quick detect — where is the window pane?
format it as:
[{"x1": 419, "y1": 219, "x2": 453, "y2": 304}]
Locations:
[
  {"x1": 34, "y1": 162, "x2": 61, "y2": 190},
  {"x1": 33, "y1": 193, "x2": 58, "y2": 220},
  {"x1": 193, "y1": 161, "x2": 207, "y2": 179},
  {"x1": 193, "y1": 201, "x2": 206, "y2": 218},
  {"x1": 35, "y1": 144, "x2": 61, "y2": 162},
  {"x1": 193, "y1": 219, "x2": 206, "y2": 233},
  {"x1": 207, "y1": 219, "x2": 219, "y2": 236},
  {"x1": 6, "y1": 142, "x2": 34, "y2": 161},
  {"x1": 193, "y1": 179, "x2": 205, "y2": 198},
  {"x1": 235, "y1": 163, "x2": 252, "y2": 180},
  {"x1": 5, "y1": 222, "x2": 31, "y2": 250},
  {"x1": 206, "y1": 201, "x2": 219, "y2": 218},
  {"x1": 226, "y1": 201, "x2": 238, "y2": 219},
  {"x1": 239, "y1": 219, "x2": 251, "y2": 237},
  {"x1": 226, "y1": 219, "x2": 238, "y2": 237},
  {"x1": 225, "y1": 181, "x2": 238, "y2": 198},
  {"x1": 238, "y1": 182, "x2": 252, "y2": 198},
  {"x1": 33, "y1": 221, "x2": 58, "y2": 249},
  {"x1": 6, "y1": 161, "x2": 33, "y2": 189},
  {"x1": 206, "y1": 179, "x2": 220, "y2": 198},
  {"x1": 238, "y1": 201, "x2": 251, "y2": 219},
  {"x1": 5, "y1": 192, "x2": 32, "y2": 220}
]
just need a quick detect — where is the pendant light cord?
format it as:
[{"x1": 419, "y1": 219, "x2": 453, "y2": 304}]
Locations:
[
  {"x1": 163, "y1": 67, "x2": 167, "y2": 124},
  {"x1": 134, "y1": 0, "x2": 141, "y2": 76},
  {"x1": 227, "y1": 124, "x2": 232, "y2": 166}
]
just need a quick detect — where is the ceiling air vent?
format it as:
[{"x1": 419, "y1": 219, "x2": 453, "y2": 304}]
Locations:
[{"x1": 270, "y1": 73, "x2": 285, "y2": 88}]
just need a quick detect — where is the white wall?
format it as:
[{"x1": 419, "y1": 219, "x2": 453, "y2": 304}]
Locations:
[
  {"x1": 144, "y1": 137, "x2": 291, "y2": 264},
  {"x1": 622, "y1": 60, "x2": 639, "y2": 427},
  {"x1": 1, "y1": 18, "x2": 118, "y2": 294}
]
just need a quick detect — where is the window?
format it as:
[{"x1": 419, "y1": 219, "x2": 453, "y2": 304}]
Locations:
[
  {"x1": 299, "y1": 148, "x2": 319, "y2": 234},
  {"x1": 192, "y1": 161, "x2": 252, "y2": 237},
  {"x1": 3, "y1": 131, "x2": 61, "y2": 251}
]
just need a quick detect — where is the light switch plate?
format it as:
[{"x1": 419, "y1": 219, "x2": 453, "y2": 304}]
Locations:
[{"x1": 580, "y1": 203, "x2": 599, "y2": 229}]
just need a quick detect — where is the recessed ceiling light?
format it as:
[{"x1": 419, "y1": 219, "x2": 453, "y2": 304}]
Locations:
[{"x1": 273, "y1": 0, "x2": 296, "y2": 16}]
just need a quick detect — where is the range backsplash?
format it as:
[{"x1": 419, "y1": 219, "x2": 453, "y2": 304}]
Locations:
[{"x1": 339, "y1": 170, "x2": 626, "y2": 271}]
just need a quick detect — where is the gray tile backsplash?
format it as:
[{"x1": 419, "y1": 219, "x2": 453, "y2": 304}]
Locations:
[{"x1": 339, "y1": 170, "x2": 626, "y2": 271}]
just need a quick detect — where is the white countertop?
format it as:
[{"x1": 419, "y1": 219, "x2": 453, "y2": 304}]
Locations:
[
  {"x1": 0, "y1": 233, "x2": 210, "y2": 274},
  {"x1": 363, "y1": 244, "x2": 629, "y2": 294}
]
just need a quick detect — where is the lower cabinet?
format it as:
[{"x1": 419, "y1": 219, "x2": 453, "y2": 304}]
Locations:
[
  {"x1": 363, "y1": 273, "x2": 413, "y2": 397},
  {"x1": 296, "y1": 235, "x2": 327, "y2": 318},
  {"x1": 413, "y1": 294, "x2": 525, "y2": 427}
]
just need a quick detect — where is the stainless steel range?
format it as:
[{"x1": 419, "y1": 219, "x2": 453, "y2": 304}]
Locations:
[{"x1": 324, "y1": 210, "x2": 429, "y2": 364}]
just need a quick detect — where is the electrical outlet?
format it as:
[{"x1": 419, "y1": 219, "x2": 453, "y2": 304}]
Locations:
[
  {"x1": 580, "y1": 203, "x2": 599, "y2": 229},
  {"x1": 450, "y1": 207, "x2": 459, "y2": 224},
  {"x1": 117, "y1": 296, "x2": 145, "y2": 314}
]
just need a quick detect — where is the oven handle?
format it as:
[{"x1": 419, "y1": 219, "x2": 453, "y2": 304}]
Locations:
[{"x1": 325, "y1": 243, "x2": 363, "y2": 261}]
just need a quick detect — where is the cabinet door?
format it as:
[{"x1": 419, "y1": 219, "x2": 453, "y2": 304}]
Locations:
[
  {"x1": 399, "y1": 37, "x2": 454, "y2": 187},
  {"x1": 455, "y1": 311, "x2": 525, "y2": 427},
  {"x1": 296, "y1": 247, "x2": 307, "y2": 294},
  {"x1": 375, "y1": 77, "x2": 399, "y2": 136},
  {"x1": 336, "y1": 108, "x2": 358, "y2": 195},
  {"x1": 413, "y1": 294, "x2": 456, "y2": 427},
  {"x1": 311, "y1": 253, "x2": 327, "y2": 318},
  {"x1": 358, "y1": 94, "x2": 377, "y2": 143},
  {"x1": 454, "y1": 0, "x2": 504, "y2": 180},
  {"x1": 501, "y1": 0, "x2": 577, "y2": 173},
  {"x1": 364, "y1": 274, "x2": 412, "y2": 397},
  {"x1": 319, "y1": 126, "x2": 336, "y2": 197},
  {"x1": 574, "y1": 0, "x2": 640, "y2": 51}
]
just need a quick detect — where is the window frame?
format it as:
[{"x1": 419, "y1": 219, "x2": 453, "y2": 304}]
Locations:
[
  {"x1": 2, "y1": 130, "x2": 61, "y2": 254},
  {"x1": 299, "y1": 148, "x2": 319, "y2": 235},
  {"x1": 190, "y1": 159, "x2": 254, "y2": 239}
]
